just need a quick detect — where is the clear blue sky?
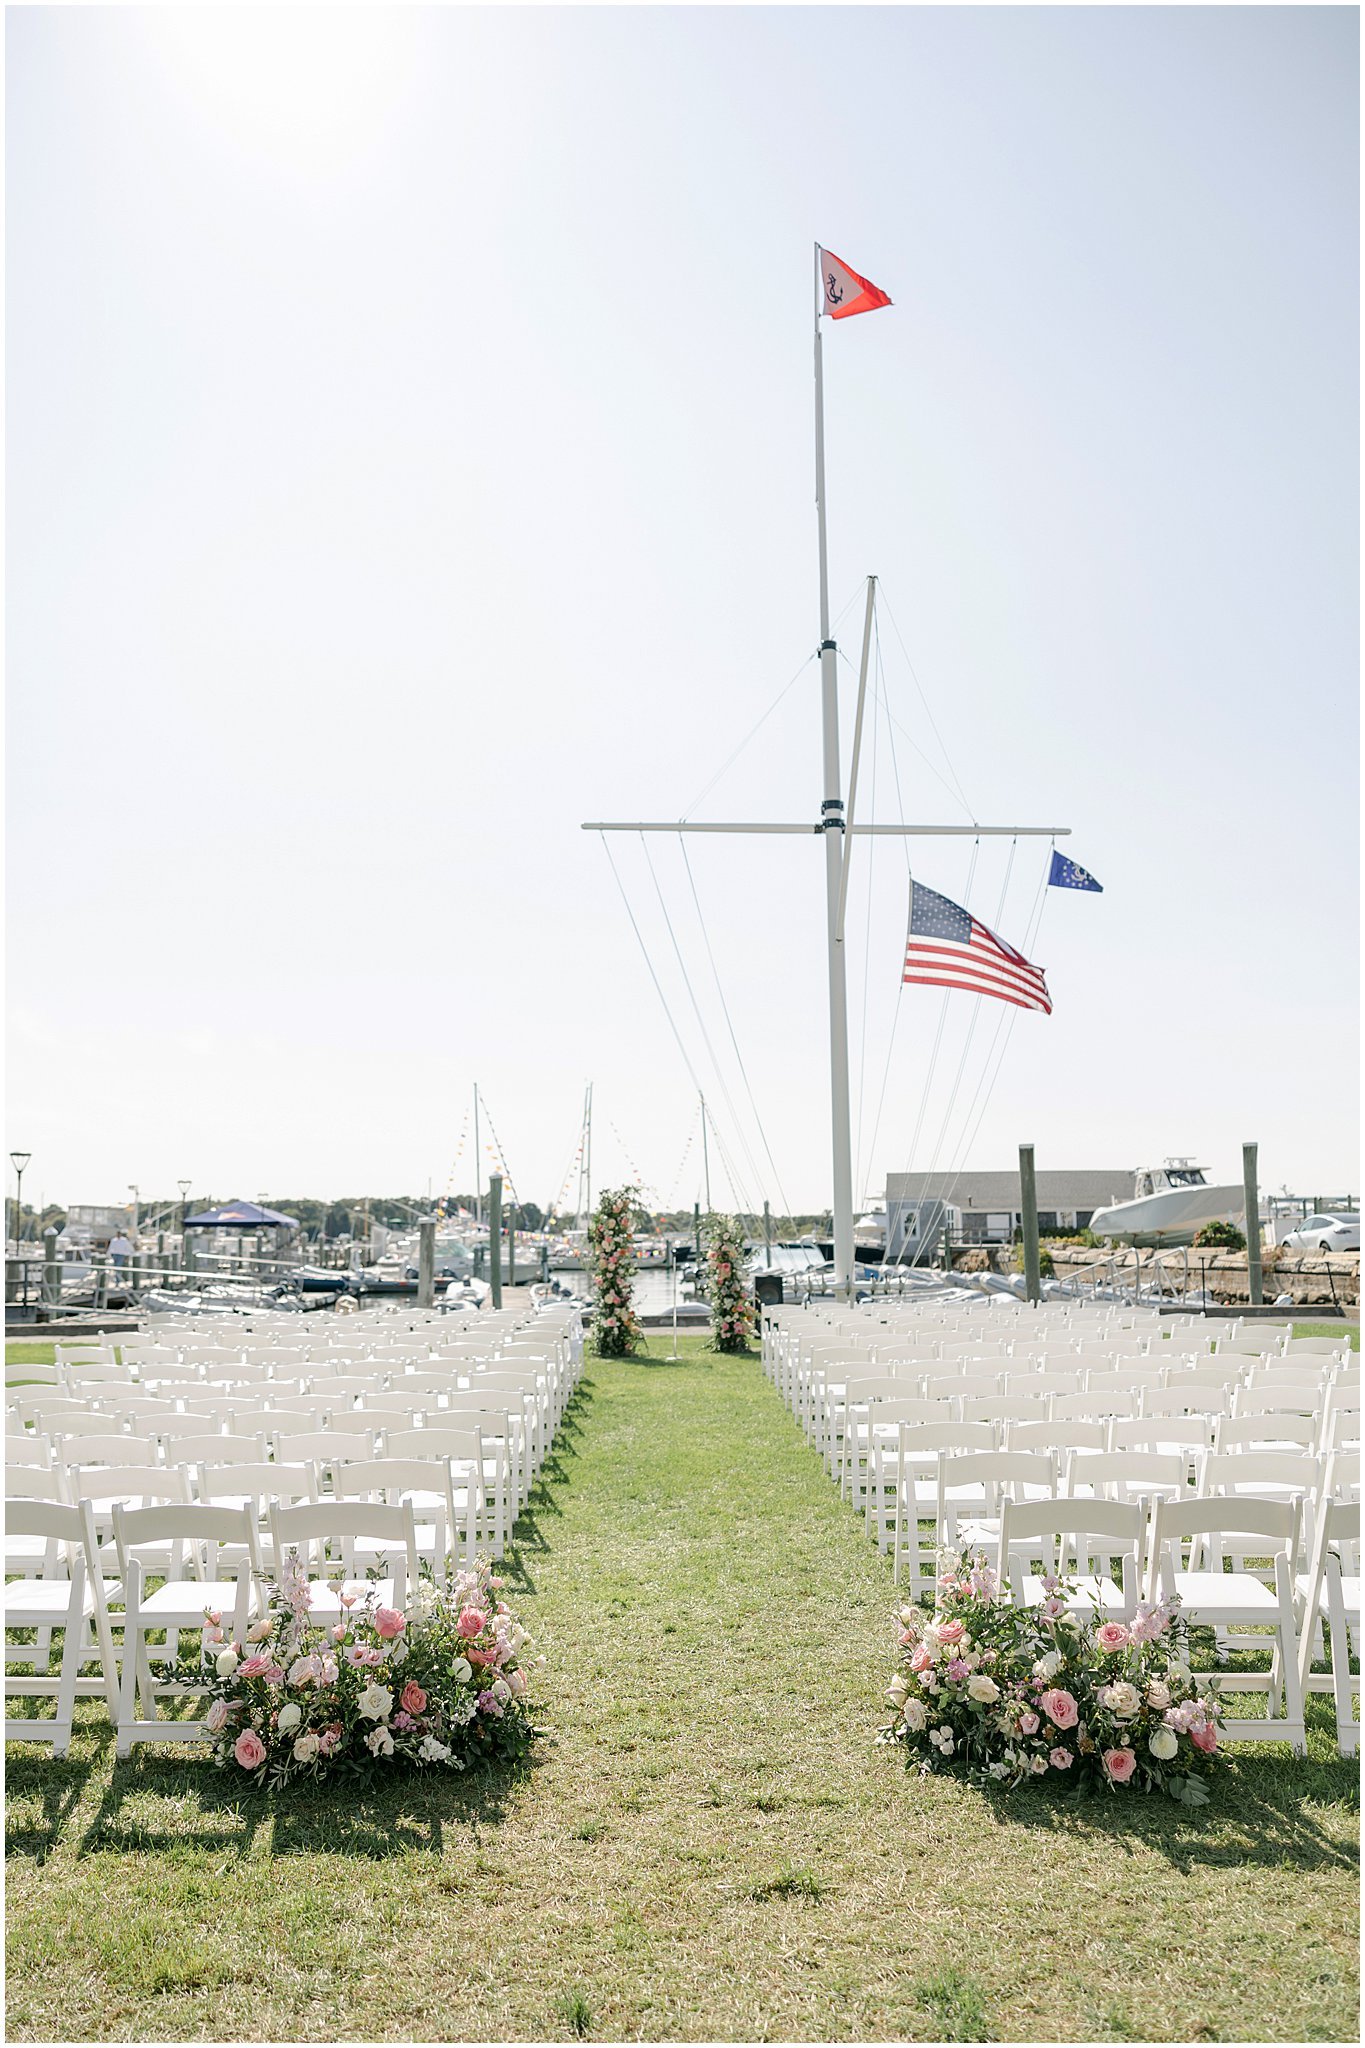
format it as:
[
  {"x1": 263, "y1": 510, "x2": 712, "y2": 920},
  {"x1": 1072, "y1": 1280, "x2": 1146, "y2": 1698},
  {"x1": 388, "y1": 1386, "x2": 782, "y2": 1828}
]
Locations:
[{"x1": 7, "y1": 5, "x2": 1358, "y2": 1218}]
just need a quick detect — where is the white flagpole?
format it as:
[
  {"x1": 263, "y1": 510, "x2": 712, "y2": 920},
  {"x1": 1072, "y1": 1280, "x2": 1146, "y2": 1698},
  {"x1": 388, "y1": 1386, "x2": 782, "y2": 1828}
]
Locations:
[{"x1": 814, "y1": 242, "x2": 856, "y2": 1302}]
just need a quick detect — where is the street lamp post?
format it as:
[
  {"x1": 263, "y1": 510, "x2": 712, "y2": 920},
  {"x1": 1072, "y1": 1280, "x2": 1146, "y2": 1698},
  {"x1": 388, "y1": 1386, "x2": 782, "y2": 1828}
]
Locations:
[{"x1": 10, "y1": 1152, "x2": 31, "y2": 1251}]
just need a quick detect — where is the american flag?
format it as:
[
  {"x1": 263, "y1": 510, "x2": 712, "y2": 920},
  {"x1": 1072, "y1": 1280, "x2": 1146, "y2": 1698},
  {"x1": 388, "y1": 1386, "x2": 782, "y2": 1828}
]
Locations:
[{"x1": 902, "y1": 879, "x2": 1052, "y2": 1015}]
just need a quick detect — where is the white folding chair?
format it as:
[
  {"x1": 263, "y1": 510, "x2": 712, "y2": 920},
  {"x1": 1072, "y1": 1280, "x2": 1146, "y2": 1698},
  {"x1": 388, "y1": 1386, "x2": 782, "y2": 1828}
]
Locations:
[
  {"x1": 1296, "y1": 1492, "x2": 1359, "y2": 1757},
  {"x1": 267, "y1": 1499, "x2": 419, "y2": 1619},
  {"x1": 998, "y1": 1496, "x2": 1146, "y2": 1620},
  {"x1": 112, "y1": 1502, "x2": 259, "y2": 1755},
  {"x1": 1147, "y1": 1496, "x2": 1306, "y2": 1752},
  {"x1": 4, "y1": 1499, "x2": 120, "y2": 1750}
]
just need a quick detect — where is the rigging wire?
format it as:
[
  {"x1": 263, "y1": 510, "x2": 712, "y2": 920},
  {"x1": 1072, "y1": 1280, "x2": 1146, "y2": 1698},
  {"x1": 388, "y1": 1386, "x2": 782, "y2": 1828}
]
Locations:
[
  {"x1": 474, "y1": 1091, "x2": 521, "y2": 1208},
  {"x1": 663, "y1": 1105, "x2": 701, "y2": 1212},
  {"x1": 922, "y1": 837, "x2": 1018, "y2": 1179},
  {"x1": 677, "y1": 837, "x2": 793, "y2": 1218},
  {"x1": 598, "y1": 832, "x2": 709, "y2": 1104},
  {"x1": 636, "y1": 834, "x2": 761, "y2": 1218},
  {"x1": 853, "y1": 626, "x2": 880, "y2": 1203},
  {"x1": 930, "y1": 845, "x2": 1056, "y2": 1225},
  {"x1": 897, "y1": 835, "x2": 981, "y2": 1230},
  {"x1": 836, "y1": 645, "x2": 969, "y2": 819},
  {"x1": 877, "y1": 583, "x2": 977, "y2": 821},
  {"x1": 856, "y1": 626, "x2": 918, "y2": 1207},
  {"x1": 681, "y1": 652, "x2": 814, "y2": 821}
]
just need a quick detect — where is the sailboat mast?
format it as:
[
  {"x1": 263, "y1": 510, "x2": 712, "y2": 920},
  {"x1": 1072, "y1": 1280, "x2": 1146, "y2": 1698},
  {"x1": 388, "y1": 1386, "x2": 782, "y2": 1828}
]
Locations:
[
  {"x1": 814, "y1": 241, "x2": 856, "y2": 1301},
  {"x1": 585, "y1": 1081, "x2": 593, "y2": 1220},
  {"x1": 473, "y1": 1084, "x2": 482, "y2": 1227}
]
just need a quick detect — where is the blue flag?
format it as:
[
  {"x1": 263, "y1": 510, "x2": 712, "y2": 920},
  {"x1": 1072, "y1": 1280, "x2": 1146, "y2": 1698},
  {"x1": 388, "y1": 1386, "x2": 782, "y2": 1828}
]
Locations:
[{"x1": 1048, "y1": 849, "x2": 1103, "y2": 893}]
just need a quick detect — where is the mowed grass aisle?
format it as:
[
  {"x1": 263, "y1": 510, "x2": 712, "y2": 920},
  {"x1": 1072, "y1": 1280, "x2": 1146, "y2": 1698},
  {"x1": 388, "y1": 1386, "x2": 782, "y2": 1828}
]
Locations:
[{"x1": 5, "y1": 1336, "x2": 1359, "y2": 2042}]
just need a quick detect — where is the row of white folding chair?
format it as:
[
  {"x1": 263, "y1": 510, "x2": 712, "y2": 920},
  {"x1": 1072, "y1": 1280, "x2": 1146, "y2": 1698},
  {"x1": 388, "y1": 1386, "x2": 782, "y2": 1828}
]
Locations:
[
  {"x1": 4, "y1": 1489, "x2": 424, "y2": 1754},
  {"x1": 892, "y1": 1458, "x2": 1317, "y2": 1752},
  {"x1": 881, "y1": 1417, "x2": 1355, "y2": 1573},
  {"x1": 988, "y1": 1490, "x2": 1310, "y2": 1751},
  {"x1": 36, "y1": 1409, "x2": 518, "y2": 1557},
  {"x1": 18, "y1": 1376, "x2": 543, "y2": 1470}
]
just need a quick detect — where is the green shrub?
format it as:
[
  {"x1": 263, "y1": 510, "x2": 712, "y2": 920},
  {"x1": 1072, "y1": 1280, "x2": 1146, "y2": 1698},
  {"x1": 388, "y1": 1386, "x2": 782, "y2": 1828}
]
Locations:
[{"x1": 1194, "y1": 1220, "x2": 1246, "y2": 1251}]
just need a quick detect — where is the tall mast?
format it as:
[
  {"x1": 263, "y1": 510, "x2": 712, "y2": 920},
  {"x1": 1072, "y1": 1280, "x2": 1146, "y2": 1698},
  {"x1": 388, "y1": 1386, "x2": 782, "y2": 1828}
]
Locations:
[
  {"x1": 700, "y1": 1093, "x2": 712, "y2": 1213},
  {"x1": 814, "y1": 241, "x2": 856, "y2": 1300},
  {"x1": 473, "y1": 1084, "x2": 482, "y2": 1227}
]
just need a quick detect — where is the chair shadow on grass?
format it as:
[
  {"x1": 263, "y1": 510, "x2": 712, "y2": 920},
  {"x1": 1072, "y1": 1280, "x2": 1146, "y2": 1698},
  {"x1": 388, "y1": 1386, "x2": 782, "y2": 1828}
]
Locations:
[
  {"x1": 4, "y1": 1735, "x2": 101, "y2": 1863},
  {"x1": 63, "y1": 1737, "x2": 539, "y2": 1863},
  {"x1": 977, "y1": 1732, "x2": 1358, "y2": 1876}
]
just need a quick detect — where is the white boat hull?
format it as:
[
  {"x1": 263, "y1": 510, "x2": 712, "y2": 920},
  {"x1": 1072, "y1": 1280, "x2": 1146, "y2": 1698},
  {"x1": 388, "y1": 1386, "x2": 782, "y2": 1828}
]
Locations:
[{"x1": 1088, "y1": 1184, "x2": 1245, "y2": 1247}]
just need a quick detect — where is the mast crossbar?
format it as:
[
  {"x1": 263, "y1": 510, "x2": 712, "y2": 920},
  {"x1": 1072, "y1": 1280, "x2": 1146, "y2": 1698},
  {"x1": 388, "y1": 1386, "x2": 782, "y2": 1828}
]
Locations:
[{"x1": 583, "y1": 822, "x2": 1069, "y2": 837}]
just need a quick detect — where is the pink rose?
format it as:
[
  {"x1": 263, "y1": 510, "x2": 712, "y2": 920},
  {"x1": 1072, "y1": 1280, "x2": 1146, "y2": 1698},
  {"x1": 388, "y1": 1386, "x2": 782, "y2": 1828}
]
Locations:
[
  {"x1": 374, "y1": 1608, "x2": 406, "y2": 1640},
  {"x1": 1189, "y1": 1720, "x2": 1218, "y2": 1754},
  {"x1": 937, "y1": 1620, "x2": 967, "y2": 1646},
  {"x1": 1040, "y1": 1688, "x2": 1079, "y2": 1730},
  {"x1": 1095, "y1": 1622, "x2": 1130, "y2": 1652},
  {"x1": 203, "y1": 1625, "x2": 224, "y2": 1645},
  {"x1": 233, "y1": 1730, "x2": 267, "y2": 1770},
  {"x1": 1049, "y1": 1746, "x2": 1072, "y2": 1769},
  {"x1": 1103, "y1": 1747, "x2": 1137, "y2": 1783},
  {"x1": 236, "y1": 1652, "x2": 274, "y2": 1679},
  {"x1": 401, "y1": 1681, "x2": 428, "y2": 1716},
  {"x1": 458, "y1": 1608, "x2": 487, "y2": 1639},
  {"x1": 205, "y1": 1699, "x2": 229, "y2": 1734},
  {"x1": 1041, "y1": 1597, "x2": 1065, "y2": 1620},
  {"x1": 1019, "y1": 1711, "x2": 1040, "y2": 1736},
  {"x1": 909, "y1": 1646, "x2": 933, "y2": 1673}
]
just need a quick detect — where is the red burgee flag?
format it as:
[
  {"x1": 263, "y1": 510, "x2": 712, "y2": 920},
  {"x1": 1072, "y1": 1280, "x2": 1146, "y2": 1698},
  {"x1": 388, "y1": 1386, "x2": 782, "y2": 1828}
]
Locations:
[{"x1": 820, "y1": 247, "x2": 892, "y2": 320}]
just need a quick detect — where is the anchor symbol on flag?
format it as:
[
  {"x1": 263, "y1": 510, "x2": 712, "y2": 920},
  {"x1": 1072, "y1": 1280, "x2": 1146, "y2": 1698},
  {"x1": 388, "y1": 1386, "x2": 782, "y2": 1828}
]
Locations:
[{"x1": 826, "y1": 271, "x2": 843, "y2": 306}]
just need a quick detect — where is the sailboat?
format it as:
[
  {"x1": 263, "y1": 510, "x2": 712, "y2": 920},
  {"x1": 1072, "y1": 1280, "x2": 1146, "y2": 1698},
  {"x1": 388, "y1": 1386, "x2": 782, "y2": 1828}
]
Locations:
[{"x1": 585, "y1": 247, "x2": 1070, "y2": 1296}]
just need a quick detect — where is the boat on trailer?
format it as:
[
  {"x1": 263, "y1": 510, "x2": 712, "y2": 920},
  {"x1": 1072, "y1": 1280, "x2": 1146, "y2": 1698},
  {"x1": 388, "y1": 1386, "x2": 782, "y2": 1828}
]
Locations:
[{"x1": 1087, "y1": 1161, "x2": 1245, "y2": 1247}]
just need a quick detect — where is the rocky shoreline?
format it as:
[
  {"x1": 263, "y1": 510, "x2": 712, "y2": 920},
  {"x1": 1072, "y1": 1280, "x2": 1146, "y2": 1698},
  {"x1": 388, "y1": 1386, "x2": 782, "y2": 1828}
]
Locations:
[{"x1": 948, "y1": 1243, "x2": 1359, "y2": 1308}]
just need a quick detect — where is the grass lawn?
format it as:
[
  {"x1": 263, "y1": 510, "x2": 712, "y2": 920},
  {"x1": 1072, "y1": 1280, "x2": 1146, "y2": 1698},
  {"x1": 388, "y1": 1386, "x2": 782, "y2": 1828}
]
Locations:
[{"x1": 3, "y1": 1332, "x2": 1359, "y2": 2042}]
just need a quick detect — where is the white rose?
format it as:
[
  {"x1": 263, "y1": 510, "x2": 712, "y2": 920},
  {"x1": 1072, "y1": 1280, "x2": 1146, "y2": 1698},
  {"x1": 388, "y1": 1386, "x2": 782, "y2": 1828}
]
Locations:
[
  {"x1": 1167, "y1": 1660, "x2": 1192, "y2": 1687},
  {"x1": 277, "y1": 1702, "x2": 302, "y2": 1734},
  {"x1": 1148, "y1": 1727, "x2": 1179, "y2": 1761},
  {"x1": 967, "y1": 1674, "x2": 1000, "y2": 1704},
  {"x1": 215, "y1": 1648, "x2": 239, "y2": 1679},
  {"x1": 491, "y1": 1677, "x2": 512, "y2": 1705},
  {"x1": 1145, "y1": 1681, "x2": 1171, "y2": 1711},
  {"x1": 1106, "y1": 1681, "x2": 1141, "y2": 1720},
  {"x1": 902, "y1": 1699, "x2": 927, "y2": 1731},
  {"x1": 1033, "y1": 1649, "x2": 1063, "y2": 1681},
  {"x1": 357, "y1": 1683, "x2": 393, "y2": 1721},
  {"x1": 452, "y1": 1656, "x2": 473, "y2": 1684},
  {"x1": 293, "y1": 1731, "x2": 320, "y2": 1763},
  {"x1": 365, "y1": 1725, "x2": 394, "y2": 1757},
  {"x1": 246, "y1": 1617, "x2": 274, "y2": 1643},
  {"x1": 887, "y1": 1677, "x2": 909, "y2": 1706}
]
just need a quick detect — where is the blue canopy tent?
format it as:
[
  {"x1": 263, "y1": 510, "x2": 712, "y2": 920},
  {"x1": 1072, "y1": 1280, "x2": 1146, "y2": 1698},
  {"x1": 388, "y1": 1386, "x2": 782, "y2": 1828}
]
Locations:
[{"x1": 183, "y1": 1200, "x2": 299, "y2": 1231}]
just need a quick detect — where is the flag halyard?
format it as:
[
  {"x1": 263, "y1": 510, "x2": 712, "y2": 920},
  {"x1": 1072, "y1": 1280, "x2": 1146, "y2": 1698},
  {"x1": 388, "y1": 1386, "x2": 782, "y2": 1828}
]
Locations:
[
  {"x1": 902, "y1": 880, "x2": 1052, "y2": 1015},
  {"x1": 819, "y1": 247, "x2": 892, "y2": 320}
]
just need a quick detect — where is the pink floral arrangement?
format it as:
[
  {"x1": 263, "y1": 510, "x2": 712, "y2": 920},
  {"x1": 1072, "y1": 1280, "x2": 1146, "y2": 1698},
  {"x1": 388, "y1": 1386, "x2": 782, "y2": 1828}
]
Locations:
[
  {"x1": 881, "y1": 1548, "x2": 1223, "y2": 1805},
  {"x1": 702, "y1": 1213, "x2": 755, "y2": 1353},
  {"x1": 177, "y1": 1556, "x2": 538, "y2": 1786},
  {"x1": 587, "y1": 1186, "x2": 643, "y2": 1356}
]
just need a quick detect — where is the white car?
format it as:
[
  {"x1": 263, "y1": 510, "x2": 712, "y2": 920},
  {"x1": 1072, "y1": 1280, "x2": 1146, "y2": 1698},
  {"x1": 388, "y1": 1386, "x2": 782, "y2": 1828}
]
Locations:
[{"x1": 1278, "y1": 1214, "x2": 1360, "y2": 1254}]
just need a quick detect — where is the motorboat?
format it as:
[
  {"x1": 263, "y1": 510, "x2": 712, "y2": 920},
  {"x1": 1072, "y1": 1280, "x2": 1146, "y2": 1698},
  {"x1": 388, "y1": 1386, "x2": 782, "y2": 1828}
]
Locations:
[{"x1": 1087, "y1": 1161, "x2": 1245, "y2": 1247}]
